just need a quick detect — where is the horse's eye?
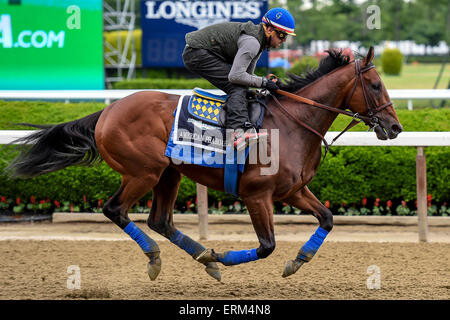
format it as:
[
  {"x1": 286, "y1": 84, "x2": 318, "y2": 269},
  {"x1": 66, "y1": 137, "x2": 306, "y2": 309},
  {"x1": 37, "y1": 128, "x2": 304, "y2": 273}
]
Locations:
[{"x1": 371, "y1": 83, "x2": 381, "y2": 91}]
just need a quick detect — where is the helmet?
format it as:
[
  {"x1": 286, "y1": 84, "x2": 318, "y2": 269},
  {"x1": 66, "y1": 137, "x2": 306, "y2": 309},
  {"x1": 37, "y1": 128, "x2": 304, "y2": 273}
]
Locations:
[{"x1": 262, "y1": 8, "x2": 296, "y2": 36}]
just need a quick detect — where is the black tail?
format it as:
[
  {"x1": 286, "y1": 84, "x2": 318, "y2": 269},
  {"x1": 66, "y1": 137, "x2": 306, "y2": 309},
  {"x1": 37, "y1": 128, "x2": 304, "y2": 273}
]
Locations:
[{"x1": 6, "y1": 110, "x2": 104, "y2": 178}]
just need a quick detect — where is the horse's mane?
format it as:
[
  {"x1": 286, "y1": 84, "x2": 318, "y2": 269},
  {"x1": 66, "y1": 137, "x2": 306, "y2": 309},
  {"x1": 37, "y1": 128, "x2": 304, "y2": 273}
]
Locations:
[{"x1": 279, "y1": 49, "x2": 352, "y2": 93}]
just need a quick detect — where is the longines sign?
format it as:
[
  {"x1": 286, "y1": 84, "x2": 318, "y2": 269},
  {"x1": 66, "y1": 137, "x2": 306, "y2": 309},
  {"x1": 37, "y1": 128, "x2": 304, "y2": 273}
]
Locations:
[{"x1": 140, "y1": 0, "x2": 268, "y2": 67}]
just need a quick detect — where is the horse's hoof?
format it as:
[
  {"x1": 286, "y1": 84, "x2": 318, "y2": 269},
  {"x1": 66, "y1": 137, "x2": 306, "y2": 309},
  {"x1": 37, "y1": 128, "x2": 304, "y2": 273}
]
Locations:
[
  {"x1": 205, "y1": 262, "x2": 221, "y2": 282},
  {"x1": 147, "y1": 256, "x2": 162, "y2": 281},
  {"x1": 196, "y1": 248, "x2": 215, "y2": 264},
  {"x1": 282, "y1": 259, "x2": 304, "y2": 278}
]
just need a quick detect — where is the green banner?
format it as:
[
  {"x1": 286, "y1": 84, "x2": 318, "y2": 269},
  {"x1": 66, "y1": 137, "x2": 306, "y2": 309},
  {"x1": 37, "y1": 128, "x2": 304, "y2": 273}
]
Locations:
[{"x1": 0, "y1": 0, "x2": 104, "y2": 89}]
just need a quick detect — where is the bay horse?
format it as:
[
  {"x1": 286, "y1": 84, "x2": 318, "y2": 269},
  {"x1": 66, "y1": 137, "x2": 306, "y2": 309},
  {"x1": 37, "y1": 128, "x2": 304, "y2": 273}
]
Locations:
[{"x1": 7, "y1": 47, "x2": 402, "y2": 282}]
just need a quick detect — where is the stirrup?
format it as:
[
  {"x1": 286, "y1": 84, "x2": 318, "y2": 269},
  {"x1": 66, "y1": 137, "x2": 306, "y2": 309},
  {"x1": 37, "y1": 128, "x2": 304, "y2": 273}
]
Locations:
[
  {"x1": 232, "y1": 132, "x2": 246, "y2": 151},
  {"x1": 233, "y1": 130, "x2": 268, "y2": 151},
  {"x1": 245, "y1": 131, "x2": 268, "y2": 142}
]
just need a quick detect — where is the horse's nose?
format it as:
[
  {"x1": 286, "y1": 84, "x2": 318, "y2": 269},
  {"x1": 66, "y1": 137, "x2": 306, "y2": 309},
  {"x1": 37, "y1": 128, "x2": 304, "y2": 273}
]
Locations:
[{"x1": 391, "y1": 123, "x2": 403, "y2": 135}]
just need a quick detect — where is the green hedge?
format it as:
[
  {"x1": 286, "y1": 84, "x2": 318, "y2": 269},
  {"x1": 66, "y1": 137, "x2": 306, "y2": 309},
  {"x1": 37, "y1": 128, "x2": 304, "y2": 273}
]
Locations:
[
  {"x1": 113, "y1": 78, "x2": 215, "y2": 89},
  {"x1": 406, "y1": 55, "x2": 449, "y2": 64},
  {"x1": 309, "y1": 146, "x2": 449, "y2": 205},
  {"x1": 381, "y1": 48, "x2": 403, "y2": 75},
  {"x1": 289, "y1": 56, "x2": 320, "y2": 77},
  {"x1": 1, "y1": 145, "x2": 448, "y2": 211},
  {"x1": 0, "y1": 146, "x2": 198, "y2": 207},
  {"x1": 113, "y1": 66, "x2": 284, "y2": 89},
  {"x1": 0, "y1": 101, "x2": 449, "y2": 211},
  {"x1": 2, "y1": 100, "x2": 449, "y2": 131}
]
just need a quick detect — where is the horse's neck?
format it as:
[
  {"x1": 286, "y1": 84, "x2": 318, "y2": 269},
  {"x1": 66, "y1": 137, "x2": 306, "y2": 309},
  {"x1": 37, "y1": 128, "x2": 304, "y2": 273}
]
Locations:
[
  {"x1": 292, "y1": 67, "x2": 354, "y2": 137},
  {"x1": 265, "y1": 66, "x2": 355, "y2": 171}
]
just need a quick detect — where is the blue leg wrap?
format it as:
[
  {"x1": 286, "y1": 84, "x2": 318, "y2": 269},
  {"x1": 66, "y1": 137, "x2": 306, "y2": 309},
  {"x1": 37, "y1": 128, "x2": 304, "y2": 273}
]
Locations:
[
  {"x1": 298, "y1": 227, "x2": 328, "y2": 262},
  {"x1": 218, "y1": 248, "x2": 259, "y2": 266},
  {"x1": 124, "y1": 221, "x2": 159, "y2": 254},
  {"x1": 170, "y1": 230, "x2": 205, "y2": 258}
]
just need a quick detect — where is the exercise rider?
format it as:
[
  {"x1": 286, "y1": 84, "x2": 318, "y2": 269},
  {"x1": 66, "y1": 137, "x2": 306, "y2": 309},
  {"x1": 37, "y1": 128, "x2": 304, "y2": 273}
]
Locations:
[{"x1": 182, "y1": 7, "x2": 296, "y2": 150}]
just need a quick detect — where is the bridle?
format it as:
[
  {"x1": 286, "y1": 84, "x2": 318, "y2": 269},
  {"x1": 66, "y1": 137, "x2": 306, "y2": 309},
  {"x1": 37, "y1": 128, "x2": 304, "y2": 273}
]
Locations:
[
  {"x1": 270, "y1": 59, "x2": 393, "y2": 159},
  {"x1": 343, "y1": 59, "x2": 393, "y2": 122}
]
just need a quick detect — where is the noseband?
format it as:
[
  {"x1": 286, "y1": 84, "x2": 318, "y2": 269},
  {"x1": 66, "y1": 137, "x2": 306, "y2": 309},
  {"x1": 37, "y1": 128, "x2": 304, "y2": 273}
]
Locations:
[{"x1": 271, "y1": 59, "x2": 393, "y2": 159}]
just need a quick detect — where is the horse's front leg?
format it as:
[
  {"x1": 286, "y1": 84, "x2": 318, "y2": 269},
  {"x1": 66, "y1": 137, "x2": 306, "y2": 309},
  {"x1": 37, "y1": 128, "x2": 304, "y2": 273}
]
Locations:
[
  {"x1": 282, "y1": 186, "x2": 333, "y2": 278},
  {"x1": 196, "y1": 192, "x2": 275, "y2": 267}
]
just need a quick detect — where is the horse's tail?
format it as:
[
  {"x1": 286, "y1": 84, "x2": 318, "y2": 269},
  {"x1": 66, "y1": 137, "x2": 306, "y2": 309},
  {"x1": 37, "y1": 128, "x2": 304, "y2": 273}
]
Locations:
[{"x1": 6, "y1": 110, "x2": 104, "y2": 178}]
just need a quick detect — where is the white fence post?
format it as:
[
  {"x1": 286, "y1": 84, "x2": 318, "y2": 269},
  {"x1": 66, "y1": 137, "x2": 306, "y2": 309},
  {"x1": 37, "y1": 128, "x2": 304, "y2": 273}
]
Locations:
[
  {"x1": 408, "y1": 99, "x2": 413, "y2": 110},
  {"x1": 416, "y1": 147, "x2": 428, "y2": 242},
  {"x1": 196, "y1": 183, "x2": 208, "y2": 240}
]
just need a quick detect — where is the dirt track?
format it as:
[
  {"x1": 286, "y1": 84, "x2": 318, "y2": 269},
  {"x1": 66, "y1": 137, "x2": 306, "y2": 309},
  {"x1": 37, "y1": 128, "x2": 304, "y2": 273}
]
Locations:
[{"x1": 0, "y1": 218, "x2": 449, "y2": 300}]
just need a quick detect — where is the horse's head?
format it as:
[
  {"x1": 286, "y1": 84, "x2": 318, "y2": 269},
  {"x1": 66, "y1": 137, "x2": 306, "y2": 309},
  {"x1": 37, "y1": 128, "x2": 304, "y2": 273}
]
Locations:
[{"x1": 344, "y1": 46, "x2": 403, "y2": 140}]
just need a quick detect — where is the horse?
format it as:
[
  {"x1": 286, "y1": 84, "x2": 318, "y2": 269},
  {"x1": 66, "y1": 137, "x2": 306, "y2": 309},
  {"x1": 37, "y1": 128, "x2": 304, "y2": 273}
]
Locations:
[{"x1": 6, "y1": 47, "x2": 402, "y2": 282}]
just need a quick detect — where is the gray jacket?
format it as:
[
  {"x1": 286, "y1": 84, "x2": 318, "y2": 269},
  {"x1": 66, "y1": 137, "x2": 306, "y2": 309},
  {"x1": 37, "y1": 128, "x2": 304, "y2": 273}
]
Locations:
[{"x1": 228, "y1": 33, "x2": 265, "y2": 88}]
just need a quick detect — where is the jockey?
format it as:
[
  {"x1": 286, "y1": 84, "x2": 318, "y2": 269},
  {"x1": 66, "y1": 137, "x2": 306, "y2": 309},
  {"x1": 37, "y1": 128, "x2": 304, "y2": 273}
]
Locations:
[{"x1": 182, "y1": 7, "x2": 296, "y2": 150}]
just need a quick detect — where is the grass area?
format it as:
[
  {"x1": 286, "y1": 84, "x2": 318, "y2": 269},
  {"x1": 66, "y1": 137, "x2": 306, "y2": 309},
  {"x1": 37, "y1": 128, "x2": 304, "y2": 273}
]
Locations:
[
  {"x1": 0, "y1": 101, "x2": 106, "y2": 129},
  {"x1": 380, "y1": 63, "x2": 449, "y2": 89},
  {"x1": 380, "y1": 63, "x2": 449, "y2": 109}
]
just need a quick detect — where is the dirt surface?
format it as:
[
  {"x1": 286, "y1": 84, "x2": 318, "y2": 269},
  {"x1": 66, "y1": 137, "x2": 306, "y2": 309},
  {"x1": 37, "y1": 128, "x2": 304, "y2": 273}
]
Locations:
[{"x1": 0, "y1": 220, "x2": 449, "y2": 300}]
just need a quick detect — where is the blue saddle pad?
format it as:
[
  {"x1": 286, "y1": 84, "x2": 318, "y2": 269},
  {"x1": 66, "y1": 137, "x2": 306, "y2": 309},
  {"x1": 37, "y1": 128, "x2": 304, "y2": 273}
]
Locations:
[{"x1": 165, "y1": 92, "x2": 253, "y2": 197}]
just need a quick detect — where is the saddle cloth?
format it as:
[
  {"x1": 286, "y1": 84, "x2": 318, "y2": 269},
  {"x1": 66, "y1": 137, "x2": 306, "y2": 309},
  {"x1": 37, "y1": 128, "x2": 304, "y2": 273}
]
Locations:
[
  {"x1": 188, "y1": 88, "x2": 226, "y2": 126},
  {"x1": 164, "y1": 88, "x2": 266, "y2": 197}
]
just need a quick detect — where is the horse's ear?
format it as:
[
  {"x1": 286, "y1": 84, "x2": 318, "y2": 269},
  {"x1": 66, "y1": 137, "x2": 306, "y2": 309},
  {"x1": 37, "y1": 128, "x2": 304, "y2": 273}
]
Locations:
[{"x1": 365, "y1": 46, "x2": 374, "y2": 65}]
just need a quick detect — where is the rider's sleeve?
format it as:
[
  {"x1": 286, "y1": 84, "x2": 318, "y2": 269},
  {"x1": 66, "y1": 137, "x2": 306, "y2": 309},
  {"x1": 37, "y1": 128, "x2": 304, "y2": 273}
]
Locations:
[{"x1": 228, "y1": 34, "x2": 264, "y2": 88}]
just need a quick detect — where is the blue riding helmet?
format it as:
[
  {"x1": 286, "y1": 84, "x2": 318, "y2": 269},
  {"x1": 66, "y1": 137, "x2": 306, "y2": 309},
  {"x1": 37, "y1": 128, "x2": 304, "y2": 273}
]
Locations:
[{"x1": 262, "y1": 7, "x2": 296, "y2": 36}]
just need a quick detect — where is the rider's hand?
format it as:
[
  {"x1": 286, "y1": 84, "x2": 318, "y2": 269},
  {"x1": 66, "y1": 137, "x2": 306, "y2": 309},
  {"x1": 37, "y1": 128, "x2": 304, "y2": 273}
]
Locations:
[
  {"x1": 262, "y1": 77, "x2": 280, "y2": 93},
  {"x1": 267, "y1": 74, "x2": 281, "y2": 86}
]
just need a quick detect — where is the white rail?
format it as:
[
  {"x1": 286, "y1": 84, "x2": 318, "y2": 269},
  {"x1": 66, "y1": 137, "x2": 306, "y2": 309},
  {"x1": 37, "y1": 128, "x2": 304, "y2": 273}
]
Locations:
[
  {"x1": 1, "y1": 130, "x2": 449, "y2": 147},
  {"x1": 1, "y1": 130, "x2": 448, "y2": 242},
  {"x1": 324, "y1": 131, "x2": 450, "y2": 146},
  {"x1": 0, "y1": 89, "x2": 449, "y2": 110}
]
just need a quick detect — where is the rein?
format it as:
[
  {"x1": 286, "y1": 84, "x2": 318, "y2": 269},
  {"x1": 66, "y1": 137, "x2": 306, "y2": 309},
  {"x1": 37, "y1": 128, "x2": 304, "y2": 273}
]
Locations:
[{"x1": 270, "y1": 59, "x2": 393, "y2": 160}]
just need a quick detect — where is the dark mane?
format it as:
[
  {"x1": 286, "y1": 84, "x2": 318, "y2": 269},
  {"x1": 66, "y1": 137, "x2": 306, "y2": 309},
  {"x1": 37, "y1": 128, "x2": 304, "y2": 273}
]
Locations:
[{"x1": 279, "y1": 49, "x2": 351, "y2": 93}]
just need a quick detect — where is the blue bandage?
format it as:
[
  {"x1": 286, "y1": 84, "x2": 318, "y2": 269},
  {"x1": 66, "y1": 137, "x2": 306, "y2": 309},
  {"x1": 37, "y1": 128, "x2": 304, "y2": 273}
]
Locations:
[
  {"x1": 170, "y1": 230, "x2": 205, "y2": 257},
  {"x1": 124, "y1": 222, "x2": 158, "y2": 253},
  {"x1": 218, "y1": 248, "x2": 259, "y2": 266},
  {"x1": 298, "y1": 227, "x2": 328, "y2": 262}
]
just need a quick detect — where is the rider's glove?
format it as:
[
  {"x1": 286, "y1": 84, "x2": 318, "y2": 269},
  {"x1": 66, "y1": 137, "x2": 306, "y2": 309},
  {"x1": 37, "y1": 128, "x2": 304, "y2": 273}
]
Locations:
[{"x1": 261, "y1": 77, "x2": 279, "y2": 93}]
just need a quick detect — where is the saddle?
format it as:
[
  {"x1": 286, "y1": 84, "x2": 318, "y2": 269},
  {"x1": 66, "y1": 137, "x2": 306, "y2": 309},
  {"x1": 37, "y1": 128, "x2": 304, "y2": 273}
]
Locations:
[{"x1": 187, "y1": 88, "x2": 266, "y2": 129}]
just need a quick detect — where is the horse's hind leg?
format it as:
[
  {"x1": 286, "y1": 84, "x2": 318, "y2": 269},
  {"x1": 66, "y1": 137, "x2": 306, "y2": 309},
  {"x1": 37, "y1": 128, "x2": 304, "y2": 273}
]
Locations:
[
  {"x1": 103, "y1": 175, "x2": 163, "y2": 280},
  {"x1": 147, "y1": 166, "x2": 221, "y2": 281},
  {"x1": 282, "y1": 186, "x2": 333, "y2": 277}
]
